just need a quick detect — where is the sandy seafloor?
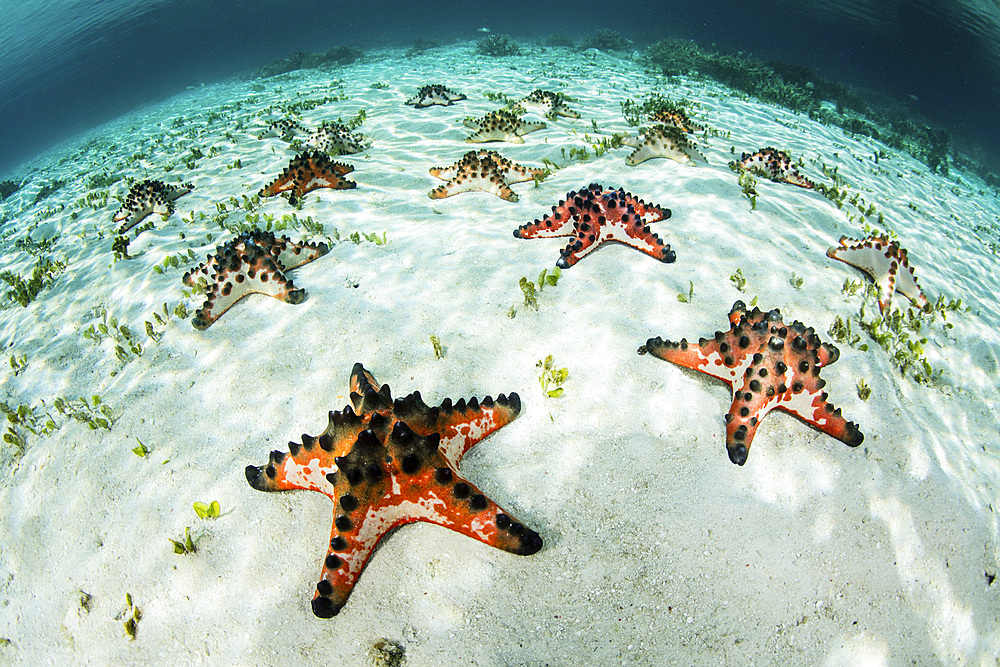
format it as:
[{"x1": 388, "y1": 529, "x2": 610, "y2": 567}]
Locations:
[{"x1": 1, "y1": 41, "x2": 999, "y2": 665}]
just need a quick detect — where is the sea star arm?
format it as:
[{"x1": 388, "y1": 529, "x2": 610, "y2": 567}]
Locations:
[
  {"x1": 512, "y1": 203, "x2": 576, "y2": 238},
  {"x1": 889, "y1": 250, "x2": 928, "y2": 308},
  {"x1": 643, "y1": 336, "x2": 741, "y2": 384},
  {"x1": 770, "y1": 338, "x2": 863, "y2": 447},
  {"x1": 613, "y1": 191, "x2": 671, "y2": 223},
  {"x1": 626, "y1": 141, "x2": 672, "y2": 166},
  {"x1": 552, "y1": 106, "x2": 580, "y2": 119},
  {"x1": 259, "y1": 172, "x2": 296, "y2": 198},
  {"x1": 306, "y1": 124, "x2": 370, "y2": 155},
  {"x1": 348, "y1": 363, "x2": 524, "y2": 468},
  {"x1": 586, "y1": 208, "x2": 674, "y2": 266},
  {"x1": 311, "y1": 438, "x2": 540, "y2": 617},
  {"x1": 723, "y1": 372, "x2": 777, "y2": 463},
  {"x1": 553, "y1": 223, "x2": 602, "y2": 267},
  {"x1": 270, "y1": 236, "x2": 330, "y2": 270},
  {"x1": 466, "y1": 127, "x2": 526, "y2": 144},
  {"x1": 428, "y1": 164, "x2": 459, "y2": 180},
  {"x1": 497, "y1": 162, "x2": 545, "y2": 184},
  {"x1": 515, "y1": 120, "x2": 546, "y2": 135},
  {"x1": 880, "y1": 263, "x2": 899, "y2": 313},
  {"x1": 397, "y1": 392, "x2": 522, "y2": 468},
  {"x1": 775, "y1": 389, "x2": 864, "y2": 447}
]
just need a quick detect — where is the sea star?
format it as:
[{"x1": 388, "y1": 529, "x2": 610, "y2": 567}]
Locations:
[
  {"x1": 624, "y1": 124, "x2": 704, "y2": 166},
  {"x1": 827, "y1": 235, "x2": 929, "y2": 314},
  {"x1": 258, "y1": 151, "x2": 356, "y2": 205},
  {"x1": 464, "y1": 110, "x2": 545, "y2": 143},
  {"x1": 428, "y1": 150, "x2": 545, "y2": 202},
  {"x1": 246, "y1": 362, "x2": 543, "y2": 617},
  {"x1": 182, "y1": 230, "x2": 329, "y2": 330},
  {"x1": 648, "y1": 108, "x2": 703, "y2": 133},
  {"x1": 736, "y1": 147, "x2": 815, "y2": 188},
  {"x1": 405, "y1": 84, "x2": 467, "y2": 108},
  {"x1": 640, "y1": 300, "x2": 863, "y2": 465},
  {"x1": 306, "y1": 121, "x2": 370, "y2": 155},
  {"x1": 513, "y1": 183, "x2": 674, "y2": 268},
  {"x1": 516, "y1": 89, "x2": 580, "y2": 120},
  {"x1": 258, "y1": 119, "x2": 309, "y2": 141},
  {"x1": 113, "y1": 180, "x2": 193, "y2": 234}
]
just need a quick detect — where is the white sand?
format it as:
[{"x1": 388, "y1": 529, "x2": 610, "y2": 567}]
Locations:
[{"x1": 1, "y1": 42, "x2": 999, "y2": 665}]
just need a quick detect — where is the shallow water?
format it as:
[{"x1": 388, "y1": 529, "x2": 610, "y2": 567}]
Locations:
[{"x1": 1, "y1": 10, "x2": 1000, "y2": 665}]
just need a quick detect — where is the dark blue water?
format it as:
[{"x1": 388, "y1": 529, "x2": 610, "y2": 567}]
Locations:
[{"x1": 1, "y1": 0, "x2": 998, "y2": 176}]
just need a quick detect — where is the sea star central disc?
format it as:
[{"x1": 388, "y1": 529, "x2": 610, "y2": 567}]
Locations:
[{"x1": 246, "y1": 363, "x2": 543, "y2": 617}]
